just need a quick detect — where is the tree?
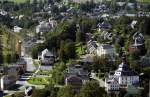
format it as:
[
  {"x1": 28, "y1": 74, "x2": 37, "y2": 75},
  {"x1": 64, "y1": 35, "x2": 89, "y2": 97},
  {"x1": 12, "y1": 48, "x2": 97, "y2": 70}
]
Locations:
[
  {"x1": 139, "y1": 18, "x2": 150, "y2": 35},
  {"x1": 51, "y1": 62, "x2": 66, "y2": 84},
  {"x1": 31, "y1": 47, "x2": 38, "y2": 59},
  {"x1": 6, "y1": 54, "x2": 11, "y2": 63},
  {"x1": 31, "y1": 89, "x2": 49, "y2": 97},
  {"x1": 129, "y1": 52, "x2": 140, "y2": 61},
  {"x1": 79, "y1": 81, "x2": 106, "y2": 97},
  {"x1": 59, "y1": 40, "x2": 66, "y2": 61},
  {"x1": 79, "y1": 17, "x2": 97, "y2": 34},
  {"x1": 76, "y1": 29, "x2": 84, "y2": 42},
  {"x1": 55, "y1": 0, "x2": 62, "y2": 3},
  {"x1": 48, "y1": 0, "x2": 53, "y2": 4},
  {"x1": 63, "y1": 40, "x2": 76, "y2": 59},
  {"x1": 57, "y1": 85, "x2": 75, "y2": 97},
  {"x1": 31, "y1": 43, "x2": 46, "y2": 59},
  {"x1": 59, "y1": 40, "x2": 76, "y2": 61},
  {"x1": 0, "y1": 52, "x2": 3, "y2": 64},
  {"x1": 32, "y1": 0, "x2": 37, "y2": 5},
  {"x1": 51, "y1": 5, "x2": 59, "y2": 15}
]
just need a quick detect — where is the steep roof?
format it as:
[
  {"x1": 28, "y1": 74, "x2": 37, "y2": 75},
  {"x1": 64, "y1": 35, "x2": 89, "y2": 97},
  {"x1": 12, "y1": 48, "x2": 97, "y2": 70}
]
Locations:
[
  {"x1": 115, "y1": 62, "x2": 138, "y2": 76},
  {"x1": 42, "y1": 49, "x2": 54, "y2": 57}
]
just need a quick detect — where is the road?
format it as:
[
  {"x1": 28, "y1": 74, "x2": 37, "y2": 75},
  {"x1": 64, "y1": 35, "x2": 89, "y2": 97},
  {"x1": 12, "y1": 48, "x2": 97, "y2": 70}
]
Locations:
[
  {"x1": 23, "y1": 56, "x2": 36, "y2": 72},
  {"x1": 4, "y1": 58, "x2": 43, "y2": 96},
  {"x1": 90, "y1": 73, "x2": 105, "y2": 87}
]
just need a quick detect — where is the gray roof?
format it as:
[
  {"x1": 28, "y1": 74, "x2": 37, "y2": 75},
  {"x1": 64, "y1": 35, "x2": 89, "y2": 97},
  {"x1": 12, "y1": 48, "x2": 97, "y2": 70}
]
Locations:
[
  {"x1": 101, "y1": 44, "x2": 113, "y2": 49},
  {"x1": 116, "y1": 62, "x2": 138, "y2": 76}
]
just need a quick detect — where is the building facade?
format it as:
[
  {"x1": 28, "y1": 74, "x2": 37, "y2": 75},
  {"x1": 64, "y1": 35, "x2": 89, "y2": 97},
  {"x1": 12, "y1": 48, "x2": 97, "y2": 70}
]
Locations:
[
  {"x1": 39, "y1": 49, "x2": 55, "y2": 65},
  {"x1": 105, "y1": 57, "x2": 139, "y2": 91}
]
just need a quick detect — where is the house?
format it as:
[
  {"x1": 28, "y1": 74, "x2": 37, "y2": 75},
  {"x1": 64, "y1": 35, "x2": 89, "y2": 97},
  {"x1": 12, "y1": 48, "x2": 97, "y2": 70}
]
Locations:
[
  {"x1": 36, "y1": 21, "x2": 51, "y2": 34},
  {"x1": 0, "y1": 63, "x2": 26, "y2": 90},
  {"x1": 105, "y1": 56, "x2": 139, "y2": 91},
  {"x1": 130, "y1": 20, "x2": 137, "y2": 29},
  {"x1": 65, "y1": 64, "x2": 89, "y2": 86},
  {"x1": 80, "y1": 54, "x2": 94, "y2": 63},
  {"x1": 0, "y1": 9, "x2": 7, "y2": 16},
  {"x1": 87, "y1": 40, "x2": 98, "y2": 54},
  {"x1": 140, "y1": 56, "x2": 150, "y2": 67},
  {"x1": 96, "y1": 44, "x2": 116, "y2": 60},
  {"x1": 19, "y1": 15, "x2": 24, "y2": 20},
  {"x1": 129, "y1": 32, "x2": 146, "y2": 55},
  {"x1": 39, "y1": 49, "x2": 55, "y2": 65},
  {"x1": 97, "y1": 21, "x2": 112, "y2": 31},
  {"x1": 100, "y1": 31, "x2": 113, "y2": 40},
  {"x1": 116, "y1": 2, "x2": 126, "y2": 7},
  {"x1": 127, "y1": 3, "x2": 135, "y2": 9},
  {"x1": 14, "y1": 26, "x2": 22, "y2": 33},
  {"x1": 48, "y1": 18, "x2": 57, "y2": 29}
]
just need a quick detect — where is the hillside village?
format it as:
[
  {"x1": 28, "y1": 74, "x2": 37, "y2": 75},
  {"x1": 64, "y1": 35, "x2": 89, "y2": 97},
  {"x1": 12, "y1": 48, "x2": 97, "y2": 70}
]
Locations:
[{"x1": 0, "y1": 0, "x2": 150, "y2": 97}]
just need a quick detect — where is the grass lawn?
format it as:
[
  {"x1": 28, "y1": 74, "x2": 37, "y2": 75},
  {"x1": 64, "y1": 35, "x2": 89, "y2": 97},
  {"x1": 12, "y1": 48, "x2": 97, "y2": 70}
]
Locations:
[
  {"x1": 75, "y1": 42, "x2": 86, "y2": 56},
  {"x1": 37, "y1": 70, "x2": 52, "y2": 76},
  {"x1": 10, "y1": 0, "x2": 27, "y2": 3},
  {"x1": 28, "y1": 77, "x2": 50, "y2": 85}
]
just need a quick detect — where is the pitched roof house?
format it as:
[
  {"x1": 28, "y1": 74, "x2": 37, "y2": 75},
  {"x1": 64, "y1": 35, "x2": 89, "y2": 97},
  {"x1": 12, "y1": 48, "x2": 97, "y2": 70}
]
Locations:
[
  {"x1": 40, "y1": 49, "x2": 55, "y2": 65},
  {"x1": 36, "y1": 21, "x2": 51, "y2": 34},
  {"x1": 105, "y1": 56, "x2": 139, "y2": 91},
  {"x1": 96, "y1": 44, "x2": 116, "y2": 60},
  {"x1": 129, "y1": 32, "x2": 146, "y2": 55},
  {"x1": 87, "y1": 40, "x2": 98, "y2": 54},
  {"x1": 98, "y1": 21, "x2": 112, "y2": 31},
  {"x1": 14, "y1": 26, "x2": 22, "y2": 33},
  {"x1": 65, "y1": 64, "x2": 89, "y2": 87}
]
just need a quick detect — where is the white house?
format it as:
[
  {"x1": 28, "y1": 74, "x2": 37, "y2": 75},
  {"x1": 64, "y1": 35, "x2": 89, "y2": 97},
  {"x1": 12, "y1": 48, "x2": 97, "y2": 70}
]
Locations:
[
  {"x1": 132, "y1": 32, "x2": 144, "y2": 46},
  {"x1": 36, "y1": 21, "x2": 51, "y2": 34},
  {"x1": 98, "y1": 21, "x2": 112, "y2": 31},
  {"x1": 40, "y1": 49, "x2": 55, "y2": 65},
  {"x1": 130, "y1": 20, "x2": 137, "y2": 29},
  {"x1": 0, "y1": 9, "x2": 7, "y2": 16},
  {"x1": 14, "y1": 26, "x2": 22, "y2": 33},
  {"x1": 96, "y1": 44, "x2": 116, "y2": 60},
  {"x1": 49, "y1": 18, "x2": 57, "y2": 28},
  {"x1": 100, "y1": 31, "x2": 113, "y2": 40},
  {"x1": 105, "y1": 57, "x2": 139, "y2": 91},
  {"x1": 116, "y1": 2, "x2": 126, "y2": 7},
  {"x1": 87, "y1": 40, "x2": 98, "y2": 54}
]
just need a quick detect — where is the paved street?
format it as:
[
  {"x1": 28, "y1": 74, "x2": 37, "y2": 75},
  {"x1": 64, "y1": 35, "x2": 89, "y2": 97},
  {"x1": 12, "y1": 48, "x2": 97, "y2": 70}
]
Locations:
[
  {"x1": 90, "y1": 73, "x2": 105, "y2": 87},
  {"x1": 23, "y1": 56, "x2": 36, "y2": 72}
]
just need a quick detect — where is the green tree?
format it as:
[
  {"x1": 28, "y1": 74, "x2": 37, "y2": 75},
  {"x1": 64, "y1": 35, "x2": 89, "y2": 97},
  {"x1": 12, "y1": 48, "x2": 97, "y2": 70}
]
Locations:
[
  {"x1": 57, "y1": 85, "x2": 75, "y2": 97},
  {"x1": 76, "y1": 29, "x2": 84, "y2": 42},
  {"x1": 51, "y1": 62, "x2": 66, "y2": 85},
  {"x1": 31, "y1": 43, "x2": 46, "y2": 59},
  {"x1": 59, "y1": 40, "x2": 76, "y2": 61},
  {"x1": 0, "y1": 52, "x2": 3, "y2": 64},
  {"x1": 6, "y1": 54, "x2": 11, "y2": 63},
  {"x1": 51, "y1": 5, "x2": 59, "y2": 15},
  {"x1": 64, "y1": 40, "x2": 76, "y2": 59},
  {"x1": 31, "y1": 89, "x2": 49, "y2": 97},
  {"x1": 79, "y1": 81, "x2": 106, "y2": 97}
]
